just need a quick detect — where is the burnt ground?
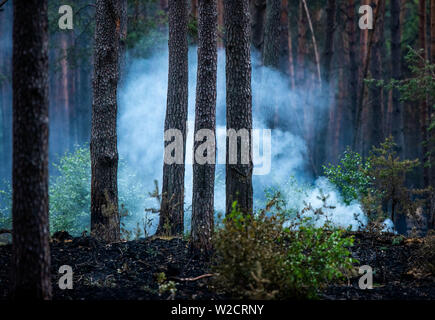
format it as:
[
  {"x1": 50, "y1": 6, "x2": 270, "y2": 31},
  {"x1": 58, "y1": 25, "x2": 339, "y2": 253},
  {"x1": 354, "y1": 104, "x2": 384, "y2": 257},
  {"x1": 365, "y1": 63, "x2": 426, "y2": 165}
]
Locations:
[{"x1": 0, "y1": 231, "x2": 433, "y2": 300}]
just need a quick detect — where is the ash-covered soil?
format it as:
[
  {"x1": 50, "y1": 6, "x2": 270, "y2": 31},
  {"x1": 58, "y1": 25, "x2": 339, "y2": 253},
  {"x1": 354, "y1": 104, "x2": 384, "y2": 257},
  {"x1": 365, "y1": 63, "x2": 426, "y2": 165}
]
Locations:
[{"x1": 0, "y1": 231, "x2": 433, "y2": 300}]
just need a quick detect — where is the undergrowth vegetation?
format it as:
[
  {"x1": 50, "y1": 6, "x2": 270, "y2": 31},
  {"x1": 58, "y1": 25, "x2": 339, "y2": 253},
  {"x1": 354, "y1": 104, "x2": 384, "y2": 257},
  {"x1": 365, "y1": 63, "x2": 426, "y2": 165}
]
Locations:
[
  {"x1": 0, "y1": 146, "x2": 147, "y2": 236},
  {"x1": 324, "y1": 137, "x2": 427, "y2": 230},
  {"x1": 212, "y1": 202, "x2": 356, "y2": 299}
]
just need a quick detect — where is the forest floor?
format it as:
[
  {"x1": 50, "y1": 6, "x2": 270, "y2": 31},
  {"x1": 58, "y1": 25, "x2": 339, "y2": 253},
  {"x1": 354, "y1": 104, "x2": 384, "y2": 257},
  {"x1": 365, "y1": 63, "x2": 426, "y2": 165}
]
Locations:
[{"x1": 0, "y1": 231, "x2": 433, "y2": 300}]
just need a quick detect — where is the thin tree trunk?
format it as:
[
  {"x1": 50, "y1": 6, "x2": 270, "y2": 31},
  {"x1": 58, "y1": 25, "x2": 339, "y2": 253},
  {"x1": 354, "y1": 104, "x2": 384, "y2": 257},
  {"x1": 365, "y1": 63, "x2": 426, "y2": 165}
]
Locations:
[
  {"x1": 322, "y1": 0, "x2": 336, "y2": 85},
  {"x1": 315, "y1": 0, "x2": 335, "y2": 170},
  {"x1": 390, "y1": 0, "x2": 404, "y2": 155},
  {"x1": 91, "y1": 0, "x2": 123, "y2": 242},
  {"x1": 301, "y1": 0, "x2": 321, "y2": 84},
  {"x1": 157, "y1": 0, "x2": 189, "y2": 236},
  {"x1": 263, "y1": 0, "x2": 281, "y2": 127},
  {"x1": 286, "y1": 0, "x2": 295, "y2": 89},
  {"x1": 367, "y1": 0, "x2": 385, "y2": 155},
  {"x1": 432, "y1": 0, "x2": 435, "y2": 63},
  {"x1": 11, "y1": 0, "x2": 51, "y2": 300},
  {"x1": 296, "y1": 0, "x2": 307, "y2": 87},
  {"x1": 346, "y1": 0, "x2": 358, "y2": 144},
  {"x1": 191, "y1": 0, "x2": 218, "y2": 254},
  {"x1": 263, "y1": 0, "x2": 281, "y2": 68},
  {"x1": 354, "y1": 0, "x2": 383, "y2": 153},
  {"x1": 419, "y1": 0, "x2": 429, "y2": 188},
  {"x1": 250, "y1": 0, "x2": 266, "y2": 51},
  {"x1": 217, "y1": 0, "x2": 224, "y2": 48},
  {"x1": 224, "y1": 0, "x2": 253, "y2": 216}
]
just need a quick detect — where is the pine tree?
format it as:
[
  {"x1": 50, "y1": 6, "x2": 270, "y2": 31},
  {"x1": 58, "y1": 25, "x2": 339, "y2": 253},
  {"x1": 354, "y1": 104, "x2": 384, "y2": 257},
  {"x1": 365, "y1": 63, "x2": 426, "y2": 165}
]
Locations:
[
  {"x1": 91, "y1": 0, "x2": 124, "y2": 242},
  {"x1": 191, "y1": 0, "x2": 218, "y2": 254},
  {"x1": 224, "y1": 0, "x2": 253, "y2": 216},
  {"x1": 157, "y1": 0, "x2": 189, "y2": 236},
  {"x1": 11, "y1": 0, "x2": 52, "y2": 299}
]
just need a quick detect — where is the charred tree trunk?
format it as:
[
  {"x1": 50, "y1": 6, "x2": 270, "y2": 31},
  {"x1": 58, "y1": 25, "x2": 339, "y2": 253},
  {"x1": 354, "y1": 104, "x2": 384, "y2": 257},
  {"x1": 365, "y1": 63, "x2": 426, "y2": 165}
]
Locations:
[
  {"x1": 224, "y1": 0, "x2": 253, "y2": 216},
  {"x1": 157, "y1": 0, "x2": 189, "y2": 236},
  {"x1": 11, "y1": 0, "x2": 51, "y2": 300},
  {"x1": 191, "y1": 0, "x2": 218, "y2": 254},
  {"x1": 390, "y1": 0, "x2": 404, "y2": 155},
  {"x1": 91, "y1": 0, "x2": 123, "y2": 242}
]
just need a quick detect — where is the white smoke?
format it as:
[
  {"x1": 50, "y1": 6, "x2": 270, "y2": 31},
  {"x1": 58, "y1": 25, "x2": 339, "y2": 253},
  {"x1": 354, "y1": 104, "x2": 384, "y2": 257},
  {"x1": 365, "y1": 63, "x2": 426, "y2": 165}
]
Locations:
[{"x1": 118, "y1": 46, "x2": 367, "y2": 233}]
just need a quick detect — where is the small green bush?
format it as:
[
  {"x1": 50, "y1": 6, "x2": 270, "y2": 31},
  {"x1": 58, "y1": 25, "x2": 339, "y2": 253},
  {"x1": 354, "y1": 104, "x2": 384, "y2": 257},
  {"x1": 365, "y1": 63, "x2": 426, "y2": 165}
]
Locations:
[
  {"x1": 212, "y1": 202, "x2": 356, "y2": 299},
  {"x1": 0, "y1": 146, "x2": 147, "y2": 237},
  {"x1": 323, "y1": 148, "x2": 372, "y2": 205}
]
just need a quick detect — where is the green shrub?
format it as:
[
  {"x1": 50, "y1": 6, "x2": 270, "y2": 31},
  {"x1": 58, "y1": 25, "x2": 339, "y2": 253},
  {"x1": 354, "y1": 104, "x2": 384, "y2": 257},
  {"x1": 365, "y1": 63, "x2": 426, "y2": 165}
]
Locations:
[
  {"x1": 323, "y1": 148, "x2": 372, "y2": 205},
  {"x1": 212, "y1": 202, "x2": 356, "y2": 299},
  {"x1": 0, "y1": 146, "x2": 147, "y2": 237}
]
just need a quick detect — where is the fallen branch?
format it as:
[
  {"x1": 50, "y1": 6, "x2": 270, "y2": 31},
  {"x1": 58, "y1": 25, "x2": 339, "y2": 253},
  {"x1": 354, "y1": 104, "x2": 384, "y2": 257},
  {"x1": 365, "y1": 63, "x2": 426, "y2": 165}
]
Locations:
[
  {"x1": 170, "y1": 273, "x2": 216, "y2": 282},
  {"x1": 0, "y1": 229, "x2": 11, "y2": 234}
]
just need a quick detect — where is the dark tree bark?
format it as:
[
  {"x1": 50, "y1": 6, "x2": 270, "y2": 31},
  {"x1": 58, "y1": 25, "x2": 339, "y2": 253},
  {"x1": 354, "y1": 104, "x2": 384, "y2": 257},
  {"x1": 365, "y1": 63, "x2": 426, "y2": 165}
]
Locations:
[
  {"x1": 419, "y1": 0, "x2": 429, "y2": 188},
  {"x1": 11, "y1": 0, "x2": 51, "y2": 300},
  {"x1": 224, "y1": 0, "x2": 253, "y2": 216},
  {"x1": 119, "y1": 0, "x2": 128, "y2": 84},
  {"x1": 250, "y1": 0, "x2": 266, "y2": 51},
  {"x1": 286, "y1": 0, "x2": 295, "y2": 89},
  {"x1": 432, "y1": 0, "x2": 435, "y2": 64},
  {"x1": 346, "y1": 0, "x2": 358, "y2": 144},
  {"x1": 91, "y1": 0, "x2": 123, "y2": 242},
  {"x1": 315, "y1": 0, "x2": 336, "y2": 171},
  {"x1": 354, "y1": 0, "x2": 383, "y2": 154},
  {"x1": 157, "y1": 0, "x2": 189, "y2": 236},
  {"x1": 390, "y1": 0, "x2": 404, "y2": 155},
  {"x1": 296, "y1": 0, "x2": 307, "y2": 87},
  {"x1": 191, "y1": 0, "x2": 218, "y2": 254},
  {"x1": 367, "y1": 0, "x2": 385, "y2": 156},
  {"x1": 322, "y1": 0, "x2": 336, "y2": 85},
  {"x1": 263, "y1": 0, "x2": 281, "y2": 68}
]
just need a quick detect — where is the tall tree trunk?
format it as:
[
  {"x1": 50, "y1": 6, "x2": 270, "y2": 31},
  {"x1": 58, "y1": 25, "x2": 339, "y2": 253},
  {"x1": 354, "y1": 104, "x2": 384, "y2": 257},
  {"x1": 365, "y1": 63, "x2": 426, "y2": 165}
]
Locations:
[
  {"x1": 322, "y1": 0, "x2": 335, "y2": 85},
  {"x1": 218, "y1": 0, "x2": 224, "y2": 48},
  {"x1": 346, "y1": 0, "x2": 358, "y2": 145},
  {"x1": 157, "y1": 0, "x2": 189, "y2": 236},
  {"x1": 263, "y1": 0, "x2": 281, "y2": 127},
  {"x1": 191, "y1": 0, "x2": 199, "y2": 19},
  {"x1": 224, "y1": 0, "x2": 253, "y2": 216},
  {"x1": 419, "y1": 0, "x2": 429, "y2": 188},
  {"x1": 250, "y1": 0, "x2": 266, "y2": 51},
  {"x1": 286, "y1": 0, "x2": 295, "y2": 89},
  {"x1": 11, "y1": 0, "x2": 51, "y2": 300},
  {"x1": 301, "y1": 0, "x2": 321, "y2": 84},
  {"x1": 315, "y1": 0, "x2": 336, "y2": 171},
  {"x1": 296, "y1": 0, "x2": 307, "y2": 87},
  {"x1": 432, "y1": 0, "x2": 435, "y2": 63},
  {"x1": 263, "y1": 0, "x2": 281, "y2": 68},
  {"x1": 390, "y1": 0, "x2": 404, "y2": 155},
  {"x1": 367, "y1": 0, "x2": 385, "y2": 155},
  {"x1": 354, "y1": 0, "x2": 383, "y2": 154},
  {"x1": 191, "y1": 0, "x2": 218, "y2": 254},
  {"x1": 91, "y1": 0, "x2": 123, "y2": 242}
]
